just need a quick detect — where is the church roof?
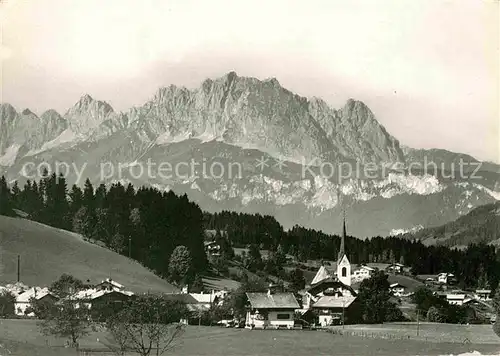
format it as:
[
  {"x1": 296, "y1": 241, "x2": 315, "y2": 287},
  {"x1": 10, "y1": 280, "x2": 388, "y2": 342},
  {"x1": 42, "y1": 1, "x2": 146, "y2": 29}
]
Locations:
[{"x1": 311, "y1": 265, "x2": 334, "y2": 285}]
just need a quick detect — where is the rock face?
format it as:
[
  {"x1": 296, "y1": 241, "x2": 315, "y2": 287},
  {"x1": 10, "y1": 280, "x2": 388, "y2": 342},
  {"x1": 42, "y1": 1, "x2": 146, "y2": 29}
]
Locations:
[
  {"x1": 0, "y1": 72, "x2": 499, "y2": 237},
  {"x1": 0, "y1": 104, "x2": 68, "y2": 165}
]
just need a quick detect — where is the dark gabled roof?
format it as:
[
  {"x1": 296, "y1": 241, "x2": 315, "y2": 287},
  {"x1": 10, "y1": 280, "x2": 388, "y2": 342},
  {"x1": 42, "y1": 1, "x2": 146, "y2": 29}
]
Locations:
[
  {"x1": 307, "y1": 278, "x2": 357, "y2": 297},
  {"x1": 246, "y1": 292, "x2": 299, "y2": 309}
]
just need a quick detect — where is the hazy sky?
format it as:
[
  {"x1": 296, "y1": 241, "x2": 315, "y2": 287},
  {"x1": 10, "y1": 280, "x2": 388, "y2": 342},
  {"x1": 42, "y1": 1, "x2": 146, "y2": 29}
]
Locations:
[{"x1": 1, "y1": 0, "x2": 499, "y2": 162}]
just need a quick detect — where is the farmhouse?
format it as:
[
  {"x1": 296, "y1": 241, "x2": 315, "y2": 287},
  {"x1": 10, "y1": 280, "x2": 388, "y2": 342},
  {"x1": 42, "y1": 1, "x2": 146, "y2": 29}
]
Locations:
[
  {"x1": 245, "y1": 287, "x2": 300, "y2": 329},
  {"x1": 386, "y1": 263, "x2": 405, "y2": 274},
  {"x1": 352, "y1": 265, "x2": 374, "y2": 281},
  {"x1": 475, "y1": 289, "x2": 492, "y2": 301},
  {"x1": 312, "y1": 295, "x2": 357, "y2": 327},
  {"x1": 69, "y1": 288, "x2": 134, "y2": 309},
  {"x1": 163, "y1": 293, "x2": 212, "y2": 325},
  {"x1": 446, "y1": 293, "x2": 471, "y2": 306},
  {"x1": 389, "y1": 283, "x2": 406, "y2": 297},
  {"x1": 95, "y1": 278, "x2": 125, "y2": 292},
  {"x1": 15, "y1": 287, "x2": 58, "y2": 316},
  {"x1": 437, "y1": 273, "x2": 456, "y2": 285}
]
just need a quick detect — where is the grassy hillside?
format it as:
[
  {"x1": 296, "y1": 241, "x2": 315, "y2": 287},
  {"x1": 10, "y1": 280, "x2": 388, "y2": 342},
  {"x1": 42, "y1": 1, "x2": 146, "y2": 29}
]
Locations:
[
  {"x1": 401, "y1": 201, "x2": 500, "y2": 248},
  {"x1": 0, "y1": 215, "x2": 178, "y2": 294}
]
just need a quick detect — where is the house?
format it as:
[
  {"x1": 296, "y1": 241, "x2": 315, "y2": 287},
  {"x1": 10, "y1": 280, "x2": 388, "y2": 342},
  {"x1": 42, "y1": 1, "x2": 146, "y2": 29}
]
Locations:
[
  {"x1": 69, "y1": 288, "x2": 134, "y2": 309},
  {"x1": 437, "y1": 273, "x2": 456, "y2": 284},
  {"x1": 312, "y1": 295, "x2": 357, "y2": 327},
  {"x1": 302, "y1": 277, "x2": 356, "y2": 310},
  {"x1": 15, "y1": 287, "x2": 58, "y2": 316},
  {"x1": 386, "y1": 263, "x2": 405, "y2": 274},
  {"x1": 245, "y1": 287, "x2": 300, "y2": 330},
  {"x1": 95, "y1": 278, "x2": 124, "y2": 292},
  {"x1": 163, "y1": 293, "x2": 212, "y2": 325},
  {"x1": 189, "y1": 290, "x2": 227, "y2": 308},
  {"x1": 352, "y1": 265, "x2": 374, "y2": 281},
  {"x1": 446, "y1": 293, "x2": 471, "y2": 306},
  {"x1": 475, "y1": 289, "x2": 492, "y2": 301},
  {"x1": 389, "y1": 283, "x2": 406, "y2": 297}
]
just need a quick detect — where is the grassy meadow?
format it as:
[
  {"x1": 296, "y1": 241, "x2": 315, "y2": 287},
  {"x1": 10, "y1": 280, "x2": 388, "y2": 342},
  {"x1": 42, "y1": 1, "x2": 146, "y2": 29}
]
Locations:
[
  {"x1": 0, "y1": 215, "x2": 177, "y2": 294},
  {"x1": 1, "y1": 319, "x2": 499, "y2": 356}
]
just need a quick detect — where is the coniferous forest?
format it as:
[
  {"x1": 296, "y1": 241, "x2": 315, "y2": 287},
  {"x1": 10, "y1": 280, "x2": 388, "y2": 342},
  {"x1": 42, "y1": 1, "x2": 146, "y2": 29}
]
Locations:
[{"x1": 0, "y1": 173, "x2": 499, "y2": 292}]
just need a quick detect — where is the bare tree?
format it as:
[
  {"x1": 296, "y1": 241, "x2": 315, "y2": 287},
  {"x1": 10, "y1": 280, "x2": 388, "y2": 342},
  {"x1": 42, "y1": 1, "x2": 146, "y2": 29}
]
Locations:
[
  {"x1": 104, "y1": 295, "x2": 188, "y2": 356},
  {"x1": 37, "y1": 299, "x2": 94, "y2": 348}
]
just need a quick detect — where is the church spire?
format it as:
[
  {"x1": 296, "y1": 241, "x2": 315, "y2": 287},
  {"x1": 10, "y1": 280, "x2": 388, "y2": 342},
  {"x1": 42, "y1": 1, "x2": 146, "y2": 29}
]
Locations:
[{"x1": 338, "y1": 210, "x2": 346, "y2": 261}]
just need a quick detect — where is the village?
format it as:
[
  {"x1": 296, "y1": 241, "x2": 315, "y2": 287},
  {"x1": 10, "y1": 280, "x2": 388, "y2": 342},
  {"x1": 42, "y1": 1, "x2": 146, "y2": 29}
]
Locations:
[{"x1": 2, "y1": 219, "x2": 495, "y2": 332}]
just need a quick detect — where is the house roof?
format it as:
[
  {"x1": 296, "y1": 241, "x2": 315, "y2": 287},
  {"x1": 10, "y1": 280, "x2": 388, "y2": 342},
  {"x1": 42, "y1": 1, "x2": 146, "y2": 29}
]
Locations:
[
  {"x1": 163, "y1": 293, "x2": 200, "y2": 304},
  {"x1": 246, "y1": 292, "x2": 299, "y2": 309},
  {"x1": 187, "y1": 304, "x2": 211, "y2": 312},
  {"x1": 312, "y1": 296, "x2": 356, "y2": 308},
  {"x1": 69, "y1": 288, "x2": 133, "y2": 301},
  {"x1": 98, "y1": 278, "x2": 124, "y2": 289},
  {"x1": 476, "y1": 289, "x2": 492, "y2": 293},
  {"x1": 390, "y1": 283, "x2": 405, "y2": 288},
  {"x1": 189, "y1": 293, "x2": 215, "y2": 304},
  {"x1": 16, "y1": 288, "x2": 56, "y2": 303}
]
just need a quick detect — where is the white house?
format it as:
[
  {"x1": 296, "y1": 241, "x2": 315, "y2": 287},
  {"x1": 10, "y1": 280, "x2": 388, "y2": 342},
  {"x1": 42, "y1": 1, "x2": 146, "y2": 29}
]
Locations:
[
  {"x1": 245, "y1": 289, "x2": 300, "y2": 330},
  {"x1": 95, "y1": 278, "x2": 124, "y2": 292},
  {"x1": 312, "y1": 295, "x2": 357, "y2": 327},
  {"x1": 189, "y1": 290, "x2": 227, "y2": 308},
  {"x1": 389, "y1": 283, "x2": 406, "y2": 297},
  {"x1": 352, "y1": 265, "x2": 374, "y2": 281},
  {"x1": 437, "y1": 273, "x2": 455, "y2": 284},
  {"x1": 446, "y1": 294, "x2": 471, "y2": 306},
  {"x1": 387, "y1": 263, "x2": 405, "y2": 274},
  {"x1": 15, "y1": 287, "x2": 58, "y2": 316},
  {"x1": 475, "y1": 289, "x2": 492, "y2": 301}
]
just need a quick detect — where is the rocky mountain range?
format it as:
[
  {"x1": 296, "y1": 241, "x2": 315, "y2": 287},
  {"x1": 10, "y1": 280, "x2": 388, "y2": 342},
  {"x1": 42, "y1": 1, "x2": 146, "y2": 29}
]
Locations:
[
  {"x1": 400, "y1": 201, "x2": 500, "y2": 249},
  {"x1": 1, "y1": 72, "x2": 499, "y2": 237}
]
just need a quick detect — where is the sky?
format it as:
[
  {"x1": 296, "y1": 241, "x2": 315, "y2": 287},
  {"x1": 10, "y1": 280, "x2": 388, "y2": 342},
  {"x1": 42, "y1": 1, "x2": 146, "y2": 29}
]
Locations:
[{"x1": 1, "y1": 0, "x2": 499, "y2": 162}]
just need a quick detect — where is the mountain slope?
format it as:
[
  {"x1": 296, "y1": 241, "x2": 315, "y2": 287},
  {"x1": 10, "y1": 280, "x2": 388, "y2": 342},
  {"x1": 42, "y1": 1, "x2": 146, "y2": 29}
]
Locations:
[
  {"x1": 400, "y1": 201, "x2": 500, "y2": 248},
  {"x1": 0, "y1": 72, "x2": 499, "y2": 237},
  {"x1": 0, "y1": 215, "x2": 178, "y2": 293}
]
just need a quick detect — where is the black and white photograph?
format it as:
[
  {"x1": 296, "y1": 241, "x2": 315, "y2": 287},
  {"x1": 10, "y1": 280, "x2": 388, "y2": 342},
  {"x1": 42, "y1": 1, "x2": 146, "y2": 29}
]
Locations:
[{"x1": 0, "y1": 0, "x2": 499, "y2": 355}]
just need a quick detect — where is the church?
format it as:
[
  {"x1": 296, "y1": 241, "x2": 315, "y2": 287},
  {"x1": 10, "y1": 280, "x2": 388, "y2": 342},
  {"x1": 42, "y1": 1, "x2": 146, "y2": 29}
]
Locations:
[
  {"x1": 311, "y1": 215, "x2": 352, "y2": 287},
  {"x1": 302, "y1": 215, "x2": 358, "y2": 326}
]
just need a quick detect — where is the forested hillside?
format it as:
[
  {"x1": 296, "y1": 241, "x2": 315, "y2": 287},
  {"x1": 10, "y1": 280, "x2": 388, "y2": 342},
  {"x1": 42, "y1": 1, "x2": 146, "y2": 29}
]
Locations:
[
  {"x1": 400, "y1": 201, "x2": 500, "y2": 248},
  {"x1": 0, "y1": 174, "x2": 499, "y2": 292}
]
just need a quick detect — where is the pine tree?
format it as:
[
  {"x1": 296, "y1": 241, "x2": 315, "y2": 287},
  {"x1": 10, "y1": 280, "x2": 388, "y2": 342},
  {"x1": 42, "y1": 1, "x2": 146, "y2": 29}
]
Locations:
[
  {"x1": 0, "y1": 176, "x2": 12, "y2": 216},
  {"x1": 10, "y1": 181, "x2": 21, "y2": 208}
]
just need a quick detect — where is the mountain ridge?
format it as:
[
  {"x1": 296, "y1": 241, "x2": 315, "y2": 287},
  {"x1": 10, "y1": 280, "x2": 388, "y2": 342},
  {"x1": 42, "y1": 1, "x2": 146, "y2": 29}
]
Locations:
[{"x1": 1, "y1": 72, "x2": 499, "y2": 238}]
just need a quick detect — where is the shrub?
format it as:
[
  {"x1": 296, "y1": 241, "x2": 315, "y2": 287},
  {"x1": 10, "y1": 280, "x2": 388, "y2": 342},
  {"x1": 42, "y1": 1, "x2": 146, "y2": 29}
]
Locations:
[{"x1": 494, "y1": 318, "x2": 500, "y2": 339}]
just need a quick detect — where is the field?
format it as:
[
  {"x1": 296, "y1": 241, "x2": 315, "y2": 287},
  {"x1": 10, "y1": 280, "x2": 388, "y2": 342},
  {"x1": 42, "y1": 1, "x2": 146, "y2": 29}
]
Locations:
[
  {"x1": 0, "y1": 215, "x2": 177, "y2": 294},
  {"x1": 1, "y1": 319, "x2": 499, "y2": 356}
]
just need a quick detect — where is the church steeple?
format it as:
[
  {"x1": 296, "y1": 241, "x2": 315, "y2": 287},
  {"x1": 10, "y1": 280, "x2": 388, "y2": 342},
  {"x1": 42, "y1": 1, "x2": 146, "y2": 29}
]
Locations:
[{"x1": 338, "y1": 211, "x2": 346, "y2": 261}]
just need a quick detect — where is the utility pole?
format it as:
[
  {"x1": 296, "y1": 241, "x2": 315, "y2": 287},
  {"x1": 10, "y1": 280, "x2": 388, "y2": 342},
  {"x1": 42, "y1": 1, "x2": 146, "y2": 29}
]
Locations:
[
  {"x1": 17, "y1": 255, "x2": 20, "y2": 282},
  {"x1": 342, "y1": 297, "x2": 345, "y2": 329},
  {"x1": 416, "y1": 309, "x2": 420, "y2": 336},
  {"x1": 128, "y1": 237, "x2": 132, "y2": 258}
]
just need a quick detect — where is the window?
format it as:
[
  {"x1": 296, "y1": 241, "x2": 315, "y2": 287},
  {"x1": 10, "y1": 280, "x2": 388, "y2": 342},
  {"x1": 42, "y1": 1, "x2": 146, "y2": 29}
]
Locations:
[
  {"x1": 342, "y1": 267, "x2": 347, "y2": 277},
  {"x1": 277, "y1": 313, "x2": 290, "y2": 320}
]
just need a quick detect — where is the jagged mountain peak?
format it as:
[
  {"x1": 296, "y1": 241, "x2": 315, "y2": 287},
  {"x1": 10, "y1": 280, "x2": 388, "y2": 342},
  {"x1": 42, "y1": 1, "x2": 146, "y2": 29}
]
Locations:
[
  {"x1": 64, "y1": 94, "x2": 115, "y2": 135},
  {"x1": 69, "y1": 94, "x2": 114, "y2": 115},
  {"x1": 21, "y1": 108, "x2": 37, "y2": 117},
  {"x1": 0, "y1": 103, "x2": 17, "y2": 117},
  {"x1": 41, "y1": 109, "x2": 64, "y2": 120}
]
